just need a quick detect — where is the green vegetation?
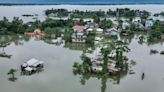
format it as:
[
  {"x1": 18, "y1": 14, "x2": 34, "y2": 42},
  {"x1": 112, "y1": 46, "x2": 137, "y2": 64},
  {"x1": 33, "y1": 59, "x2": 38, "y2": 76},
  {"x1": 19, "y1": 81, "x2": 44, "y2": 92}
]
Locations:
[
  {"x1": 99, "y1": 19, "x2": 112, "y2": 29},
  {"x1": 70, "y1": 9, "x2": 106, "y2": 18},
  {"x1": 7, "y1": 69, "x2": 17, "y2": 82},
  {"x1": 0, "y1": 17, "x2": 28, "y2": 34},
  {"x1": 154, "y1": 12, "x2": 164, "y2": 17},
  {"x1": 63, "y1": 29, "x2": 73, "y2": 43},
  {"x1": 45, "y1": 8, "x2": 150, "y2": 19},
  {"x1": 45, "y1": 9, "x2": 69, "y2": 17},
  {"x1": 148, "y1": 21, "x2": 164, "y2": 41},
  {"x1": 86, "y1": 32, "x2": 96, "y2": 46}
]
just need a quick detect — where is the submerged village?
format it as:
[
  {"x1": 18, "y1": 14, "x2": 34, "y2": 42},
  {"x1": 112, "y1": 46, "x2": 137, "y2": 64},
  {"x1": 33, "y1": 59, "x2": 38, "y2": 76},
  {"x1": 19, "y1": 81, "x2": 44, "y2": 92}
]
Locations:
[{"x1": 0, "y1": 6, "x2": 164, "y2": 92}]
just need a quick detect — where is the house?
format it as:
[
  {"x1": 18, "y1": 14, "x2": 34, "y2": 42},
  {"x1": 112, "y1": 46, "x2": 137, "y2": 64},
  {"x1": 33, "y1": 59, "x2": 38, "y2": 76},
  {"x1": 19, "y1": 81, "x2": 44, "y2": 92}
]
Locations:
[
  {"x1": 72, "y1": 32, "x2": 87, "y2": 43},
  {"x1": 24, "y1": 28, "x2": 45, "y2": 37},
  {"x1": 85, "y1": 22, "x2": 99, "y2": 28},
  {"x1": 21, "y1": 58, "x2": 44, "y2": 75},
  {"x1": 72, "y1": 25, "x2": 87, "y2": 43},
  {"x1": 145, "y1": 19, "x2": 154, "y2": 29},
  {"x1": 72, "y1": 25, "x2": 86, "y2": 32},
  {"x1": 122, "y1": 22, "x2": 130, "y2": 30},
  {"x1": 86, "y1": 28, "x2": 94, "y2": 34},
  {"x1": 52, "y1": 37, "x2": 63, "y2": 44},
  {"x1": 132, "y1": 17, "x2": 145, "y2": 30},
  {"x1": 96, "y1": 28, "x2": 104, "y2": 34},
  {"x1": 86, "y1": 27, "x2": 103, "y2": 34},
  {"x1": 132, "y1": 17, "x2": 142, "y2": 23},
  {"x1": 106, "y1": 27, "x2": 119, "y2": 36},
  {"x1": 83, "y1": 18, "x2": 94, "y2": 23},
  {"x1": 95, "y1": 36, "x2": 102, "y2": 41},
  {"x1": 161, "y1": 35, "x2": 164, "y2": 39},
  {"x1": 72, "y1": 18, "x2": 81, "y2": 23}
]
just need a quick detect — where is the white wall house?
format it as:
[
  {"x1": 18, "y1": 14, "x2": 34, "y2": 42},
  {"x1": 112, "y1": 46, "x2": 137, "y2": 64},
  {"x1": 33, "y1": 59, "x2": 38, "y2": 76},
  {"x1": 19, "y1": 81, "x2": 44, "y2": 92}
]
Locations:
[{"x1": 145, "y1": 20, "x2": 154, "y2": 29}]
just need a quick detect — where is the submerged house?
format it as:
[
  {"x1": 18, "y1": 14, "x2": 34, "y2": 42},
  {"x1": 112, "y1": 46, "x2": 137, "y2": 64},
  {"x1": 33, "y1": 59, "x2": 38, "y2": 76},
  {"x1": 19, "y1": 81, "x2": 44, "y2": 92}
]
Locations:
[
  {"x1": 106, "y1": 27, "x2": 119, "y2": 36},
  {"x1": 132, "y1": 17, "x2": 142, "y2": 23},
  {"x1": 83, "y1": 18, "x2": 94, "y2": 23},
  {"x1": 85, "y1": 22, "x2": 99, "y2": 28},
  {"x1": 72, "y1": 25, "x2": 87, "y2": 43},
  {"x1": 24, "y1": 28, "x2": 45, "y2": 37},
  {"x1": 21, "y1": 58, "x2": 44, "y2": 75},
  {"x1": 91, "y1": 52, "x2": 119, "y2": 73},
  {"x1": 96, "y1": 28, "x2": 104, "y2": 34},
  {"x1": 132, "y1": 17, "x2": 144, "y2": 30},
  {"x1": 86, "y1": 28, "x2": 94, "y2": 34},
  {"x1": 145, "y1": 19, "x2": 154, "y2": 30},
  {"x1": 86, "y1": 27, "x2": 103, "y2": 35},
  {"x1": 72, "y1": 25, "x2": 86, "y2": 32}
]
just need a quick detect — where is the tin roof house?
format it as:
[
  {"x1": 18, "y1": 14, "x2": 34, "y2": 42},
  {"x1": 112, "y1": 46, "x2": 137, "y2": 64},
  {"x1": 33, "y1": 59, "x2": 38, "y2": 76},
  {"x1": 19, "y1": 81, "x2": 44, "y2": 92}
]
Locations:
[
  {"x1": 85, "y1": 22, "x2": 99, "y2": 29},
  {"x1": 106, "y1": 27, "x2": 119, "y2": 36},
  {"x1": 21, "y1": 58, "x2": 44, "y2": 75}
]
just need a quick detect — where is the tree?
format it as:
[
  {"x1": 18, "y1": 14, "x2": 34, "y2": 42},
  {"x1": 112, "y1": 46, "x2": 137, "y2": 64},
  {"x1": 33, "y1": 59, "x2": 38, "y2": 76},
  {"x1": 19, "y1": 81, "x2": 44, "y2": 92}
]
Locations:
[
  {"x1": 99, "y1": 19, "x2": 112, "y2": 29},
  {"x1": 101, "y1": 48, "x2": 110, "y2": 74},
  {"x1": 7, "y1": 69, "x2": 17, "y2": 82}
]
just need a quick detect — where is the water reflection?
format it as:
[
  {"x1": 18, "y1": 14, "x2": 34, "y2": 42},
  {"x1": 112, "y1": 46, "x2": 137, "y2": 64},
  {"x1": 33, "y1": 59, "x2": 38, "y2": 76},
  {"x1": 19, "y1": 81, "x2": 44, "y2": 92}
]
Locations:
[
  {"x1": 0, "y1": 36, "x2": 12, "y2": 58},
  {"x1": 74, "y1": 67, "x2": 128, "y2": 92}
]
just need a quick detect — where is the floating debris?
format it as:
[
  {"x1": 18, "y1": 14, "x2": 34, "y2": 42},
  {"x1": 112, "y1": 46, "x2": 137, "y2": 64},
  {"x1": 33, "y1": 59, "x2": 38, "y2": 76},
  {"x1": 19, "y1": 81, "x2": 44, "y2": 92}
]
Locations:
[
  {"x1": 130, "y1": 60, "x2": 136, "y2": 66},
  {"x1": 129, "y1": 70, "x2": 135, "y2": 74},
  {"x1": 150, "y1": 49, "x2": 159, "y2": 54},
  {"x1": 160, "y1": 51, "x2": 164, "y2": 55}
]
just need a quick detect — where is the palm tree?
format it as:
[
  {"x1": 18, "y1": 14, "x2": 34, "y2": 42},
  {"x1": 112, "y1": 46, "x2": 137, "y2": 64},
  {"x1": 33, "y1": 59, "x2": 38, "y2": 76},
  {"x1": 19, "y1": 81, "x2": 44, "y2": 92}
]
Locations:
[{"x1": 7, "y1": 69, "x2": 17, "y2": 82}]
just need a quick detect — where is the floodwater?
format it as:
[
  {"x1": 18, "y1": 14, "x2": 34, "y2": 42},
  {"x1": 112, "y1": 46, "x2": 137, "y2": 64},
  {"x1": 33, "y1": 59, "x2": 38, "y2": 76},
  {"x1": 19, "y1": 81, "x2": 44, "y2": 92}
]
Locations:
[
  {"x1": 0, "y1": 4, "x2": 164, "y2": 22},
  {"x1": 0, "y1": 4, "x2": 164, "y2": 92},
  {"x1": 0, "y1": 35, "x2": 164, "y2": 92}
]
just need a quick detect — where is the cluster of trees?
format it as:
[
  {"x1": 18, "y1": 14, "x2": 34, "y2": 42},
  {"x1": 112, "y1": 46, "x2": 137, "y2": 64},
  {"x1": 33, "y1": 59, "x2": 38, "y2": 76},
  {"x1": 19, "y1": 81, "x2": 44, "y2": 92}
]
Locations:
[
  {"x1": 99, "y1": 18, "x2": 112, "y2": 29},
  {"x1": 86, "y1": 32, "x2": 96, "y2": 46},
  {"x1": 45, "y1": 8, "x2": 150, "y2": 19},
  {"x1": 0, "y1": 17, "x2": 75, "y2": 34},
  {"x1": 0, "y1": 17, "x2": 30, "y2": 34},
  {"x1": 154, "y1": 12, "x2": 164, "y2": 17},
  {"x1": 149, "y1": 21, "x2": 164, "y2": 40},
  {"x1": 70, "y1": 10, "x2": 106, "y2": 18},
  {"x1": 40, "y1": 18, "x2": 73, "y2": 29},
  {"x1": 45, "y1": 8, "x2": 69, "y2": 17},
  {"x1": 107, "y1": 8, "x2": 139, "y2": 18}
]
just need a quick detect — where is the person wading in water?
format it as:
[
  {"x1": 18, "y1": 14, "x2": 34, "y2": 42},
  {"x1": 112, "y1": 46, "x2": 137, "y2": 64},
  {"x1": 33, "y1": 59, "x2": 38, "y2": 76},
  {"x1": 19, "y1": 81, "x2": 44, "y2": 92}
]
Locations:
[{"x1": 141, "y1": 73, "x2": 145, "y2": 80}]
